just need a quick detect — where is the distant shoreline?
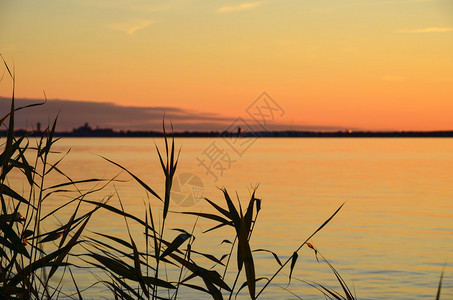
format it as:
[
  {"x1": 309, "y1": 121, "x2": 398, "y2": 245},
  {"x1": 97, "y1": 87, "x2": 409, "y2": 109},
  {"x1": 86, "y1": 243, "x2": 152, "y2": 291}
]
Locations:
[{"x1": 2, "y1": 128, "x2": 453, "y2": 138}]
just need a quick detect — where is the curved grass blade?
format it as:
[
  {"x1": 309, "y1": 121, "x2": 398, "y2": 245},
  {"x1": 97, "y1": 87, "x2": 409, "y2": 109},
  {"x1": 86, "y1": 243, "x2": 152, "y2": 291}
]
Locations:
[
  {"x1": 190, "y1": 249, "x2": 226, "y2": 266},
  {"x1": 289, "y1": 252, "x2": 298, "y2": 284},
  {"x1": 83, "y1": 200, "x2": 155, "y2": 233},
  {"x1": 44, "y1": 178, "x2": 108, "y2": 191},
  {"x1": 252, "y1": 249, "x2": 282, "y2": 266},
  {"x1": 203, "y1": 197, "x2": 232, "y2": 220},
  {"x1": 92, "y1": 231, "x2": 133, "y2": 249},
  {"x1": 203, "y1": 221, "x2": 234, "y2": 234},
  {"x1": 101, "y1": 156, "x2": 162, "y2": 201},
  {"x1": 179, "y1": 211, "x2": 232, "y2": 226},
  {"x1": 236, "y1": 278, "x2": 269, "y2": 299}
]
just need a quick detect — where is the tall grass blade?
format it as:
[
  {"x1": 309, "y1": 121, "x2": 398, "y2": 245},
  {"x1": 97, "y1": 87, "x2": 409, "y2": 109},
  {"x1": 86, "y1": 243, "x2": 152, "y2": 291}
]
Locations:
[
  {"x1": 68, "y1": 268, "x2": 83, "y2": 300},
  {"x1": 238, "y1": 219, "x2": 256, "y2": 299},
  {"x1": 436, "y1": 268, "x2": 445, "y2": 300}
]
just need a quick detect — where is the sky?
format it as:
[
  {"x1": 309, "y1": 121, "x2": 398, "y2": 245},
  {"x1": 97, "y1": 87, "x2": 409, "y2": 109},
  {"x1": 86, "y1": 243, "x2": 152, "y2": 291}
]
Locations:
[{"x1": 1, "y1": 0, "x2": 453, "y2": 131}]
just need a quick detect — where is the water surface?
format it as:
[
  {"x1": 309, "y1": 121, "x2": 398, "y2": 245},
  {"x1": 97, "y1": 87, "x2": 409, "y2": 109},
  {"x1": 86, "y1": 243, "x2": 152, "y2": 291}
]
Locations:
[{"x1": 23, "y1": 137, "x2": 453, "y2": 299}]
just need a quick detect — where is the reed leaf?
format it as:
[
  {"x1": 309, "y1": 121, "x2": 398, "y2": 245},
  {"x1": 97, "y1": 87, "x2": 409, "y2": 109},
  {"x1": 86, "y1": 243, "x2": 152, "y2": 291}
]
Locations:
[
  {"x1": 168, "y1": 252, "x2": 231, "y2": 292},
  {"x1": 44, "y1": 178, "x2": 108, "y2": 191},
  {"x1": 83, "y1": 200, "x2": 155, "y2": 233},
  {"x1": 38, "y1": 230, "x2": 64, "y2": 244},
  {"x1": 0, "y1": 219, "x2": 29, "y2": 258},
  {"x1": 92, "y1": 231, "x2": 134, "y2": 249},
  {"x1": 111, "y1": 273, "x2": 146, "y2": 299},
  {"x1": 222, "y1": 189, "x2": 241, "y2": 233},
  {"x1": 178, "y1": 282, "x2": 210, "y2": 294},
  {"x1": 89, "y1": 252, "x2": 136, "y2": 280},
  {"x1": 0, "y1": 183, "x2": 35, "y2": 209},
  {"x1": 48, "y1": 211, "x2": 94, "y2": 280},
  {"x1": 203, "y1": 221, "x2": 234, "y2": 234},
  {"x1": 179, "y1": 211, "x2": 232, "y2": 226},
  {"x1": 102, "y1": 279, "x2": 138, "y2": 300},
  {"x1": 190, "y1": 249, "x2": 226, "y2": 266},
  {"x1": 203, "y1": 197, "x2": 232, "y2": 220},
  {"x1": 289, "y1": 251, "x2": 298, "y2": 284},
  {"x1": 131, "y1": 238, "x2": 149, "y2": 298},
  {"x1": 236, "y1": 277, "x2": 268, "y2": 298},
  {"x1": 252, "y1": 249, "x2": 282, "y2": 267},
  {"x1": 8, "y1": 244, "x2": 75, "y2": 286},
  {"x1": 160, "y1": 231, "x2": 191, "y2": 259},
  {"x1": 237, "y1": 218, "x2": 256, "y2": 298},
  {"x1": 101, "y1": 156, "x2": 162, "y2": 201}
]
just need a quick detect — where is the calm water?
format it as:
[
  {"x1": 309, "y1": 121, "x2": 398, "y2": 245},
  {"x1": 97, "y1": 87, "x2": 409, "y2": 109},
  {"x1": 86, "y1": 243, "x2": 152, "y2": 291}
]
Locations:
[{"x1": 14, "y1": 137, "x2": 453, "y2": 299}]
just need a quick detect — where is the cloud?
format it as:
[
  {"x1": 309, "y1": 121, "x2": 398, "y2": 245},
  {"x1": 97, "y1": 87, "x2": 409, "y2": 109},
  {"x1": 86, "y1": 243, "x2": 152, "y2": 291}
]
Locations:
[
  {"x1": 0, "y1": 97, "x2": 341, "y2": 132},
  {"x1": 397, "y1": 27, "x2": 453, "y2": 33},
  {"x1": 108, "y1": 19, "x2": 154, "y2": 35},
  {"x1": 217, "y1": 2, "x2": 261, "y2": 13},
  {"x1": 0, "y1": 97, "x2": 237, "y2": 132}
]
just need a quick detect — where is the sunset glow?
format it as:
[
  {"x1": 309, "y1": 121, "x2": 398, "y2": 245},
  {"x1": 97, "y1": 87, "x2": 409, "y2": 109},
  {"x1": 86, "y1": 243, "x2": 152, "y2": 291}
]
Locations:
[{"x1": 1, "y1": 0, "x2": 452, "y2": 131}]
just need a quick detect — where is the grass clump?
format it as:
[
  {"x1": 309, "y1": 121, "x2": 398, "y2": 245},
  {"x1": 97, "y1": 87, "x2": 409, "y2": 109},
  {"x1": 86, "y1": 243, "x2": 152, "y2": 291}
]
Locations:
[{"x1": 0, "y1": 56, "x2": 107, "y2": 299}]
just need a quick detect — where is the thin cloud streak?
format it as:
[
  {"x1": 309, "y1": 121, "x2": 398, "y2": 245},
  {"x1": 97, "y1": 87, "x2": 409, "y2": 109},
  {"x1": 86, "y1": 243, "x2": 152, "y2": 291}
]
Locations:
[
  {"x1": 397, "y1": 27, "x2": 453, "y2": 33},
  {"x1": 217, "y1": 2, "x2": 261, "y2": 13},
  {"x1": 108, "y1": 19, "x2": 154, "y2": 35}
]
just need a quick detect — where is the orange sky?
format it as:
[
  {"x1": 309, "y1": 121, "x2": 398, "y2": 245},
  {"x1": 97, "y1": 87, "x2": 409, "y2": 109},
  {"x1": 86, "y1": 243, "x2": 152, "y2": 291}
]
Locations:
[{"x1": 1, "y1": 0, "x2": 453, "y2": 131}]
